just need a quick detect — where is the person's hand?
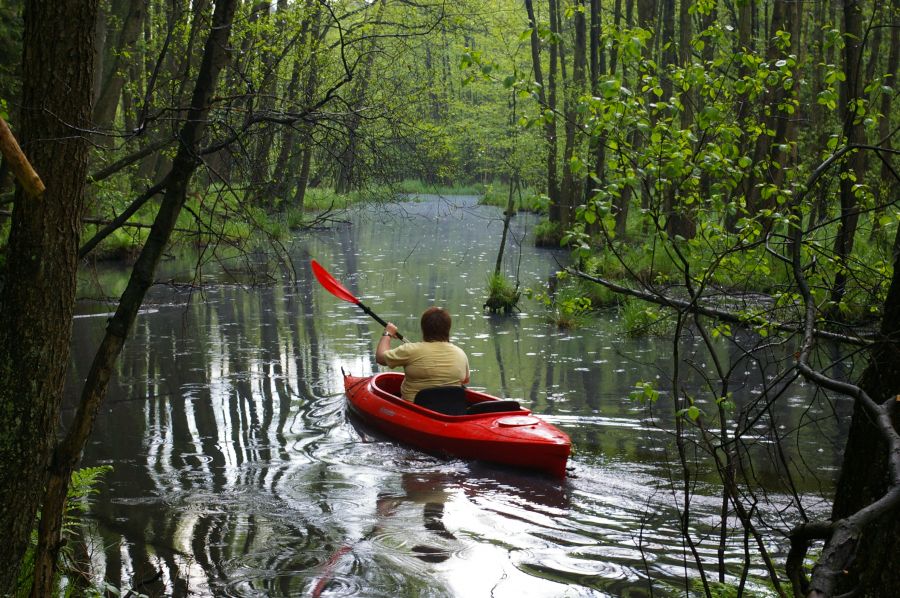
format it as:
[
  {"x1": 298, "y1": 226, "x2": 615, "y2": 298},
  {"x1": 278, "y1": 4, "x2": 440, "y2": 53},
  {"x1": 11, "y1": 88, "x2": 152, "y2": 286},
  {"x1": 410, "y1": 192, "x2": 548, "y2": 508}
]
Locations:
[{"x1": 384, "y1": 322, "x2": 398, "y2": 338}]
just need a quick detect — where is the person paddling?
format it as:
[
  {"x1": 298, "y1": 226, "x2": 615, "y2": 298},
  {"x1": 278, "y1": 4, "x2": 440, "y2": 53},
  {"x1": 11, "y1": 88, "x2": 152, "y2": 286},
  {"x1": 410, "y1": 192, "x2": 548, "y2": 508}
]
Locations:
[{"x1": 375, "y1": 307, "x2": 470, "y2": 415}]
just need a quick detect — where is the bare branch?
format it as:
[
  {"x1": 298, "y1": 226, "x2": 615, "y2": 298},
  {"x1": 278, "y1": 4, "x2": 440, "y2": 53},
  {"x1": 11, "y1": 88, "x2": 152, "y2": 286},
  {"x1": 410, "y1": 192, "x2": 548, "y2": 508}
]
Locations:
[{"x1": 566, "y1": 268, "x2": 870, "y2": 346}]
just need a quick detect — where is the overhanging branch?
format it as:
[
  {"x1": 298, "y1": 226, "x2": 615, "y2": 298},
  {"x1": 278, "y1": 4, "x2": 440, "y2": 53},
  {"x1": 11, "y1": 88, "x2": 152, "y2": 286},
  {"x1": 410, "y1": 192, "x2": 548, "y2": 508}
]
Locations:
[{"x1": 566, "y1": 268, "x2": 870, "y2": 346}]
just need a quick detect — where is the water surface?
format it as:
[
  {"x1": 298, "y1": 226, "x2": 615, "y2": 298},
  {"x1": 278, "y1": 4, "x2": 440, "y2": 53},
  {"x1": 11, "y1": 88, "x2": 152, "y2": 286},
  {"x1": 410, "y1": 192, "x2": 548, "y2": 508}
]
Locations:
[{"x1": 67, "y1": 195, "x2": 845, "y2": 596}]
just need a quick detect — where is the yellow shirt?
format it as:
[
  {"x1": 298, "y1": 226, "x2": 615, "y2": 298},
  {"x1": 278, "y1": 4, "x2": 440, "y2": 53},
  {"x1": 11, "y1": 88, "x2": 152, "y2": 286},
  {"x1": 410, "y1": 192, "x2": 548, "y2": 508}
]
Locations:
[{"x1": 381, "y1": 341, "x2": 469, "y2": 402}]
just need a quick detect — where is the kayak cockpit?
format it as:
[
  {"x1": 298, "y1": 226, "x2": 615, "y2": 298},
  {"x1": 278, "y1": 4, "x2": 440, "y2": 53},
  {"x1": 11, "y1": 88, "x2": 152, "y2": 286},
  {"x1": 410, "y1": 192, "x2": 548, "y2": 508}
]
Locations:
[{"x1": 368, "y1": 372, "x2": 529, "y2": 418}]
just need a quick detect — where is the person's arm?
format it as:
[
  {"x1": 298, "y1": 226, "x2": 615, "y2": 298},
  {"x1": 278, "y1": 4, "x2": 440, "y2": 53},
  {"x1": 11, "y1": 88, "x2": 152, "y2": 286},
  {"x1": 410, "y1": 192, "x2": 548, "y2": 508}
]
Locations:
[{"x1": 375, "y1": 322, "x2": 398, "y2": 365}]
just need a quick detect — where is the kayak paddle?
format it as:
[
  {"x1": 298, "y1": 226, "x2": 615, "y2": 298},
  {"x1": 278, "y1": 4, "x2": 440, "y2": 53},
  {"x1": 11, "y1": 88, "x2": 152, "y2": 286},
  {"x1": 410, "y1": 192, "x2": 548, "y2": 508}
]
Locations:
[{"x1": 310, "y1": 259, "x2": 404, "y2": 341}]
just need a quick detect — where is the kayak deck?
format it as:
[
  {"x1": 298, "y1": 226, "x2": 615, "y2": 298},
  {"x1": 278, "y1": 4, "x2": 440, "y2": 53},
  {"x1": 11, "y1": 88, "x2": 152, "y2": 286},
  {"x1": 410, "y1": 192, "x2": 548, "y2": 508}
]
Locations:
[{"x1": 344, "y1": 372, "x2": 571, "y2": 478}]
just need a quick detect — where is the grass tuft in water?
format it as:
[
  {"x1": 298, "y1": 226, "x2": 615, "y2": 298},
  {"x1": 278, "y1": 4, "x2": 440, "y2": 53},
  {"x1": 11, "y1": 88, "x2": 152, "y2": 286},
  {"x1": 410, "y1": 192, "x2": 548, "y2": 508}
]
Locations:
[
  {"x1": 484, "y1": 273, "x2": 521, "y2": 314},
  {"x1": 533, "y1": 219, "x2": 565, "y2": 247}
]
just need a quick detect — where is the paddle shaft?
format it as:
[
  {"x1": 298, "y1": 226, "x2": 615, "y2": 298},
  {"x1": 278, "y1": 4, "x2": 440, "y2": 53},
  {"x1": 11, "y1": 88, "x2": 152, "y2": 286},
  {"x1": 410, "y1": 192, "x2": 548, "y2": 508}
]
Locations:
[{"x1": 356, "y1": 300, "x2": 404, "y2": 341}]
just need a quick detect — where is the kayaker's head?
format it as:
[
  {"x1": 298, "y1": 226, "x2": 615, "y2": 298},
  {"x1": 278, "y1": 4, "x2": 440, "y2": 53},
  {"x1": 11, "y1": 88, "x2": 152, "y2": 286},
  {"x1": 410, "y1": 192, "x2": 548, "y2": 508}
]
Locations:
[{"x1": 421, "y1": 306, "x2": 451, "y2": 342}]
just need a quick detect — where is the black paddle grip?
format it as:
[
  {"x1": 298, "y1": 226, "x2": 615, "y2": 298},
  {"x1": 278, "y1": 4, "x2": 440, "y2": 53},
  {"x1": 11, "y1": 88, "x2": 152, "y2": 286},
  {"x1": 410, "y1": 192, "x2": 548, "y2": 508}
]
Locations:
[{"x1": 358, "y1": 302, "x2": 404, "y2": 341}]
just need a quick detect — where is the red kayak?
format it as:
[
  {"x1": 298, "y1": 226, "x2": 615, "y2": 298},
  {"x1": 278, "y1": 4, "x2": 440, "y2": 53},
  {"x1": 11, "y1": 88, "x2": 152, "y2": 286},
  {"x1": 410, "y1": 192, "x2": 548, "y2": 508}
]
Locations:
[{"x1": 343, "y1": 372, "x2": 571, "y2": 478}]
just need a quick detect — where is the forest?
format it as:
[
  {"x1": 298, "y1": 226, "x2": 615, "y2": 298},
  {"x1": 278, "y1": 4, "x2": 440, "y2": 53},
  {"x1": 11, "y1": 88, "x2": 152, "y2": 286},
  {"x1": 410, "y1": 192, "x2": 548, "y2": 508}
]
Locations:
[{"x1": 0, "y1": 0, "x2": 898, "y2": 596}]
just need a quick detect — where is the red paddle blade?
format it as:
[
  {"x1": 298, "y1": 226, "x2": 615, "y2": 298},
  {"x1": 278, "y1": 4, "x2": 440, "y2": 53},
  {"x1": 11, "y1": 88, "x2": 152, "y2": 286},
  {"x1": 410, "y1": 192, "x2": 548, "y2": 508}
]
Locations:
[{"x1": 311, "y1": 259, "x2": 360, "y2": 305}]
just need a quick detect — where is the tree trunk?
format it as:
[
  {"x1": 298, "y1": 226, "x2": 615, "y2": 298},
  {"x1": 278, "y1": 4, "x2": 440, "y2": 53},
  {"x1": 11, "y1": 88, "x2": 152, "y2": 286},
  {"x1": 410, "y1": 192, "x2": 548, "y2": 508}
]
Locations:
[
  {"x1": 248, "y1": 2, "x2": 281, "y2": 204},
  {"x1": 335, "y1": 0, "x2": 384, "y2": 194},
  {"x1": 808, "y1": 0, "x2": 828, "y2": 226},
  {"x1": 636, "y1": 0, "x2": 655, "y2": 233},
  {"x1": 739, "y1": 0, "x2": 794, "y2": 229},
  {"x1": 494, "y1": 175, "x2": 518, "y2": 277},
  {"x1": 588, "y1": 0, "x2": 606, "y2": 200},
  {"x1": 93, "y1": 0, "x2": 145, "y2": 134},
  {"x1": 287, "y1": 0, "x2": 324, "y2": 209},
  {"x1": 271, "y1": 54, "x2": 305, "y2": 206},
  {"x1": 828, "y1": 0, "x2": 866, "y2": 313},
  {"x1": 612, "y1": 0, "x2": 632, "y2": 238},
  {"x1": 665, "y1": 0, "x2": 696, "y2": 239},
  {"x1": 524, "y1": 0, "x2": 560, "y2": 220},
  {"x1": 829, "y1": 224, "x2": 900, "y2": 594},
  {"x1": 30, "y1": 0, "x2": 238, "y2": 594},
  {"x1": 0, "y1": 0, "x2": 98, "y2": 593},
  {"x1": 560, "y1": 0, "x2": 586, "y2": 230},
  {"x1": 546, "y1": 0, "x2": 562, "y2": 224},
  {"x1": 871, "y1": 0, "x2": 899, "y2": 239}
]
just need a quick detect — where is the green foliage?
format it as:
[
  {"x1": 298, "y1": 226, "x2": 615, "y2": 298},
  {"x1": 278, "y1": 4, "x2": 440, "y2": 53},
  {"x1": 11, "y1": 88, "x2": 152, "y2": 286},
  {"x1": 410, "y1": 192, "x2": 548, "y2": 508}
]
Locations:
[
  {"x1": 393, "y1": 179, "x2": 488, "y2": 196},
  {"x1": 16, "y1": 466, "x2": 113, "y2": 597},
  {"x1": 530, "y1": 281, "x2": 593, "y2": 329},
  {"x1": 620, "y1": 298, "x2": 675, "y2": 338},
  {"x1": 0, "y1": 3, "x2": 21, "y2": 107},
  {"x1": 480, "y1": 184, "x2": 548, "y2": 214},
  {"x1": 576, "y1": 279, "x2": 620, "y2": 308},
  {"x1": 629, "y1": 380, "x2": 660, "y2": 404},
  {"x1": 581, "y1": 242, "x2": 681, "y2": 286},
  {"x1": 88, "y1": 226, "x2": 149, "y2": 262}
]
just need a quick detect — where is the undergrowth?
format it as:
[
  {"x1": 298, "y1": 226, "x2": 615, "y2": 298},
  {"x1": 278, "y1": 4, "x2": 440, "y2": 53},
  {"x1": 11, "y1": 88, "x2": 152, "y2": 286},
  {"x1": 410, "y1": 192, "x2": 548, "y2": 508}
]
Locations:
[{"x1": 15, "y1": 466, "x2": 113, "y2": 597}]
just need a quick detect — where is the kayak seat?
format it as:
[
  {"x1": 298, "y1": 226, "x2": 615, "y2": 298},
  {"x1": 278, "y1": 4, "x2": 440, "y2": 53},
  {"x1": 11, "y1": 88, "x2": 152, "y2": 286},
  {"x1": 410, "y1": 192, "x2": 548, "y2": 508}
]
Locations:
[
  {"x1": 466, "y1": 400, "x2": 522, "y2": 415},
  {"x1": 414, "y1": 386, "x2": 468, "y2": 416}
]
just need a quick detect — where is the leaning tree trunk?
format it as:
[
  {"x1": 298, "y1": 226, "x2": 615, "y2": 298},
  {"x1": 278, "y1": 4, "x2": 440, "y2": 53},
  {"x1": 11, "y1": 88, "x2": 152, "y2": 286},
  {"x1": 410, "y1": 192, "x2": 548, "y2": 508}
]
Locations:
[
  {"x1": 0, "y1": 0, "x2": 98, "y2": 593},
  {"x1": 270, "y1": 1, "x2": 317, "y2": 208},
  {"x1": 30, "y1": 0, "x2": 239, "y2": 594}
]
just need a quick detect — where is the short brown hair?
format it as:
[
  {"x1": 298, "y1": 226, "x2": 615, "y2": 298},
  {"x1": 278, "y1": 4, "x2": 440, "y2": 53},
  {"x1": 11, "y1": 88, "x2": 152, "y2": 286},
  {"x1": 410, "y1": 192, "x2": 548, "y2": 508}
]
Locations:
[{"x1": 421, "y1": 306, "x2": 451, "y2": 342}]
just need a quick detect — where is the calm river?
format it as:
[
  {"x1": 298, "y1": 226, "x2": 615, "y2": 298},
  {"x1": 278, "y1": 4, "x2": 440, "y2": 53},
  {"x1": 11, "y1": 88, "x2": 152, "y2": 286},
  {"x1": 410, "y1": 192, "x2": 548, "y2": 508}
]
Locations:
[{"x1": 66, "y1": 195, "x2": 848, "y2": 597}]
